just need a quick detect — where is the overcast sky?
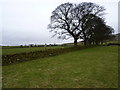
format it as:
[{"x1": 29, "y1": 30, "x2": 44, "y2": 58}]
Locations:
[{"x1": 1, "y1": 0, "x2": 119, "y2": 46}]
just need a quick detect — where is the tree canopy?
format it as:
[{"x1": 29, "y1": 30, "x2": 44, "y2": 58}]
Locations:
[
  {"x1": 48, "y1": 2, "x2": 114, "y2": 46},
  {"x1": 80, "y1": 14, "x2": 114, "y2": 45}
]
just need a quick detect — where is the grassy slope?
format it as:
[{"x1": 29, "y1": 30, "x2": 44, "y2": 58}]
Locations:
[
  {"x1": 2, "y1": 46, "x2": 118, "y2": 88},
  {"x1": 2, "y1": 46, "x2": 65, "y2": 55}
]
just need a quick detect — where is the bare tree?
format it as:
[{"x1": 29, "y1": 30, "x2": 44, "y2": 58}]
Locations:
[
  {"x1": 74, "y1": 2, "x2": 106, "y2": 45},
  {"x1": 48, "y1": 2, "x2": 105, "y2": 46},
  {"x1": 48, "y1": 2, "x2": 80, "y2": 46}
]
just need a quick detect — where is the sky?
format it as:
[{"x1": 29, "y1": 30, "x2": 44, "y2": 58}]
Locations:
[{"x1": 0, "y1": 0, "x2": 119, "y2": 46}]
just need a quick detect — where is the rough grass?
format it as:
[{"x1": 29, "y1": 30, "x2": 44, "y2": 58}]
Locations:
[
  {"x1": 2, "y1": 46, "x2": 118, "y2": 88},
  {"x1": 2, "y1": 46, "x2": 65, "y2": 55}
]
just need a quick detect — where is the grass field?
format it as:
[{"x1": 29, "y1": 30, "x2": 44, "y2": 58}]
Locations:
[
  {"x1": 2, "y1": 46, "x2": 118, "y2": 88},
  {"x1": 2, "y1": 46, "x2": 65, "y2": 55}
]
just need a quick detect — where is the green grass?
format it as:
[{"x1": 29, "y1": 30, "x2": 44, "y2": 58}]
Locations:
[
  {"x1": 2, "y1": 46, "x2": 118, "y2": 88},
  {"x1": 0, "y1": 46, "x2": 2, "y2": 55},
  {"x1": 2, "y1": 46, "x2": 65, "y2": 55},
  {"x1": 106, "y1": 40, "x2": 119, "y2": 44}
]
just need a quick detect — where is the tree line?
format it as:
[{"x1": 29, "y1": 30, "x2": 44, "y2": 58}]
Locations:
[{"x1": 48, "y1": 2, "x2": 114, "y2": 46}]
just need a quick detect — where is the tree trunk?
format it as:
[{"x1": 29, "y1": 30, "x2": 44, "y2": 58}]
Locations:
[
  {"x1": 84, "y1": 39, "x2": 87, "y2": 46},
  {"x1": 89, "y1": 42, "x2": 91, "y2": 45},
  {"x1": 101, "y1": 41, "x2": 103, "y2": 45},
  {"x1": 95, "y1": 41, "x2": 99, "y2": 45},
  {"x1": 74, "y1": 38, "x2": 78, "y2": 46},
  {"x1": 84, "y1": 41, "x2": 87, "y2": 46}
]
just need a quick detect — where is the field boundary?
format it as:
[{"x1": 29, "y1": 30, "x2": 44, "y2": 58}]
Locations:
[{"x1": 2, "y1": 46, "x2": 96, "y2": 66}]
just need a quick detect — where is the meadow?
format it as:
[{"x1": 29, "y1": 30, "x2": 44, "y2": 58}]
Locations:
[{"x1": 2, "y1": 46, "x2": 118, "y2": 88}]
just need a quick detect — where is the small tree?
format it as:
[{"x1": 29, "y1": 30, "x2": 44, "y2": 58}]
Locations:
[
  {"x1": 80, "y1": 14, "x2": 114, "y2": 45},
  {"x1": 93, "y1": 24, "x2": 114, "y2": 45},
  {"x1": 80, "y1": 14, "x2": 104, "y2": 45}
]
